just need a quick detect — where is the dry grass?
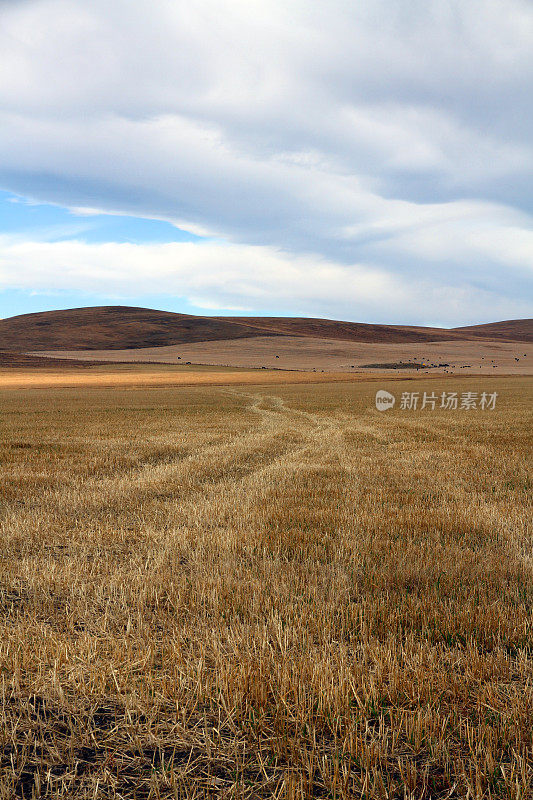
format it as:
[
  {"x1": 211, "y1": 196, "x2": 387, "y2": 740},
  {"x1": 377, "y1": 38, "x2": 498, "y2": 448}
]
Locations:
[
  {"x1": 30, "y1": 337, "x2": 533, "y2": 375},
  {"x1": 0, "y1": 364, "x2": 377, "y2": 390},
  {"x1": 0, "y1": 376, "x2": 531, "y2": 799}
]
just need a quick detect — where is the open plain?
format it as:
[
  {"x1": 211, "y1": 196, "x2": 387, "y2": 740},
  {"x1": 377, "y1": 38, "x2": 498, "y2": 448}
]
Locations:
[
  {"x1": 34, "y1": 336, "x2": 533, "y2": 375},
  {"x1": 1, "y1": 369, "x2": 531, "y2": 798}
]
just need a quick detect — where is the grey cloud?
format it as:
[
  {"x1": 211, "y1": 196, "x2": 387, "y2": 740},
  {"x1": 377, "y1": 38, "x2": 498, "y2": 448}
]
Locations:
[{"x1": 0, "y1": 0, "x2": 531, "y2": 323}]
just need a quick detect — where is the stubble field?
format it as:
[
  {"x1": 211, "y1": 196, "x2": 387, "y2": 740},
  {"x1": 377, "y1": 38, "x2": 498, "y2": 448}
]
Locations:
[{"x1": 0, "y1": 375, "x2": 531, "y2": 799}]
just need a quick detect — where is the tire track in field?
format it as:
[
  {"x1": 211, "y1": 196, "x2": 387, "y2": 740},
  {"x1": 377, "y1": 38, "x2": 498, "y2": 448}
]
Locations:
[
  {"x1": 223, "y1": 389, "x2": 385, "y2": 443},
  {"x1": 0, "y1": 393, "x2": 320, "y2": 550},
  {"x1": 153, "y1": 391, "x2": 357, "y2": 566},
  {"x1": 1, "y1": 389, "x2": 379, "y2": 557}
]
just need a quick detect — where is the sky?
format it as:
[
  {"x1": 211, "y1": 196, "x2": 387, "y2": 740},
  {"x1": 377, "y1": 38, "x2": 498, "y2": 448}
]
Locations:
[{"x1": 0, "y1": 0, "x2": 532, "y2": 326}]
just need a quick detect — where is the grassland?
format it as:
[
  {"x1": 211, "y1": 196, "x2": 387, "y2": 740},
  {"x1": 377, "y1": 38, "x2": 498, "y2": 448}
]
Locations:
[
  {"x1": 0, "y1": 363, "x2": 377, "y2": 390},
  {"x1": 0, "y1": 375, "x2": 531, "y2": 798},
  {"x1": 36, "y1": 336, "x2": 533, "y2": 375}
]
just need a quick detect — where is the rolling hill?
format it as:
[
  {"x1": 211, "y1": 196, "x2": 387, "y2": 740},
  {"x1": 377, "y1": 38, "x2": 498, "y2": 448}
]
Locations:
[
  {"x1": 452, "y1": 319, "x2": 533, "y2": 342},
  {"x1": 0, "y1": 307, "x2": 264, "y2": 352},
  {"x1": 1, "y1": 306, "x2": 531, "y2": 352}
]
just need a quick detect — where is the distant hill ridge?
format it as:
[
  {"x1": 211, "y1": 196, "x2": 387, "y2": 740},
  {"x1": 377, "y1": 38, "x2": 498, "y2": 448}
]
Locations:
[{"x1": 0, "y1": 306, "x2": 531, "y2": 351}]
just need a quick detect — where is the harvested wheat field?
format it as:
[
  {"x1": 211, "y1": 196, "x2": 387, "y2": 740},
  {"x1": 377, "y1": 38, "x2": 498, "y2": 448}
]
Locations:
[
  {"x1": 0, "y1": 363, "x2": 379, "y2": 391},
  {"x1": 1, "y1": 375, "x2": 532, "y2": 798}
]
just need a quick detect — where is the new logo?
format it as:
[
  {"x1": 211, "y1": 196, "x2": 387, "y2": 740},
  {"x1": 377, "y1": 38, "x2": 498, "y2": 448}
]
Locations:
[{"x1": 375, "y1": 390, "x2": 395, "y2": 411}]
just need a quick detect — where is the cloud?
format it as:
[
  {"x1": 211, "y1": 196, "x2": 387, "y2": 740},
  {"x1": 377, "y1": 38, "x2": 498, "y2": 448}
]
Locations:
[
  {"x1": 0, "y1": 0, "x2": 532, "y2": 323},
  {"x1": 0, "y1": 236, "x2": 530, "y2": 327}
]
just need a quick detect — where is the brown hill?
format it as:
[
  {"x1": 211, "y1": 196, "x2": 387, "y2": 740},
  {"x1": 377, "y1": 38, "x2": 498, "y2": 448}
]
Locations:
[
  {"x1": 0, "y1": 306, "x2": 531, "y2": 352},
  {"x1": 0, "y1": 306, "x2": 265, "y2": 352},
  {"x1": 219, "y1": 317, "x2": 468, "y2": 343},
  {"x1": 452, "y1": 319, "x2": 533, "y2": 343}
]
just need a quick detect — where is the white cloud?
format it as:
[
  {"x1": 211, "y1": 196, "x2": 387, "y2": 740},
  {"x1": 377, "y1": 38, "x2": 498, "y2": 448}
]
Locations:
[
  {"x1": 0, "y1": 0, "x2": 532, "y2": 323},
  {"x1": 0, "y1": 236, "x2": 530, "y2": 327}
]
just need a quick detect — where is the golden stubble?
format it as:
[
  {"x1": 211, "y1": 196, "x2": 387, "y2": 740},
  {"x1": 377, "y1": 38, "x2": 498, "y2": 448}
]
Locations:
[{"x1": 0, "y1": 377, "x2": 531, "y2": 798}]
